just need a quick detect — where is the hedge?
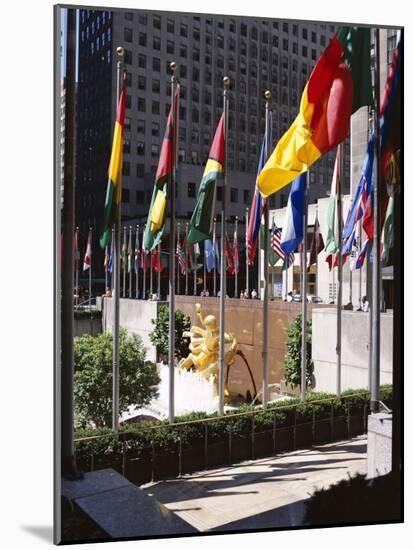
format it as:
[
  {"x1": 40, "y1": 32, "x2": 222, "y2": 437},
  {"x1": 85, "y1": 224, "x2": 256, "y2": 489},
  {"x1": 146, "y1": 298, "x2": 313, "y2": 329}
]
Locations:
[{"x1": 74, "y1": 384, "x2": 392, "y2": 461}]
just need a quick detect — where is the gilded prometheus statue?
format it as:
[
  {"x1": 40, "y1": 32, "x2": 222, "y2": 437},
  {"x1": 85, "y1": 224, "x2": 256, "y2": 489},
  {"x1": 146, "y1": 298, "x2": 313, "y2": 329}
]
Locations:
[{"x1": 180, "y1": 303, "x2": 238, "y2": 401}]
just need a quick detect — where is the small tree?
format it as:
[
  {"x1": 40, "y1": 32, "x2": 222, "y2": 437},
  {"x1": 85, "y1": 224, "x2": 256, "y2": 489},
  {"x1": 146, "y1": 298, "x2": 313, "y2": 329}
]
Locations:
[
  {"x1": 283, "y1": 314, "x2": 314, "y2": 387},
  {"x1": 149, "y1": 306, "x2": 191, "y2": 362},
  {"x1": 74, "y1": 329, "x2": 160, "y2": 428}
]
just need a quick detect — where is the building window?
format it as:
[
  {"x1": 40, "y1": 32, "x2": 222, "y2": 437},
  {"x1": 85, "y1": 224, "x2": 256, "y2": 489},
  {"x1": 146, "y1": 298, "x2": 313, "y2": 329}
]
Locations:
[
  {"x1": 320, "y1": 35, "x2": 326, "y2": 47},
  {"x1": 191, "y1": 130, "x2": 199, "y2": 144},
  {"x1": 152, "y1": 79, "x2": 160, "y2": 94},
  {"x1": 137, "y1": 97, "x2": 145, "y2": 111},
  {"x1": 179, "y1": 106, "x2": 186, "y2": 120},
  {"x1": 179, "y1": 127, "x2": 186, "y2": 141},
  {"x1": 311, "y1": 31, "x2": 316, "y2": 42},
  {"x1": 123, "y1": 139, "x2": 130, "y2": 154},
  {"x1": 125, "y1": 94, "x2": 131, "y2": 109},
  {"x1": 136, "y1": 164, "x2": 144, "y2": 177},
  {"x1": 312, "y1": 49, "x2": 316, "y2": 60},
  {"x1": 180, "y1": 23, "x2": 187, "y2": 37},
  {"x1": 136, "y1": 190, "x2": 145, "y2": 204},
  {"x1": 191, "y1": 151, "x2": 198, "y2": 163},
  {"x1": 167, "y1": 40, "x2": 174, "y2": 54},
  {"x1": 137, "y1": 119, "x2": 145, "y2": 134},
  {"x1": 243, "y1": 189, "x2": 250, "y2": 205},
  {"x1": 193, "y1": 67, "x2": 200, "y2": 81},
  {"x1": 124, "y1": 28, "x2": 132, "y2": 42},
  {"x1": 293, "y1": 42, "x2": 298, "y2": 54},
  {"x1": 302, "y1": 46, "x2": 308, "y2": 57},
  {"x1": 152, "y1": 58, "x2": 160, "y2": 71},
  {"x1": 192, "y1": 108, "x2": 199, "y2": 123},
  {"x1": 180, "y1": 65, "x2": 187, "y2": 78},
  {"x1": 151, "y1": 143, "x2": 159, "y2": 157},
  {"x1": 139, "y1": 32, "x2": 147, "y2": 47},
  {"x1": 124, "y1": 117, "x2": 131, "y2": 130},
  {"x1": 122, "y1": 188, "x2": 130, "y2": 203},
  {"x1": 230, "y1": 188, "x2": 238, "y2": 203},
  {"x1": 153, "y1": 36, "x2": 160, "y2": 50},
  {"x1": 152, "y1": 100, "x2": 159, "y2": 115},
  {"x1": 136, "y1": 141, "x2": 145, "y2": 155},
  {"x1": 138, "y1": 14, "x2": 147, "y2": 25},
  {"x1": 180, "y1": 44, "x2": 187, "y2": 58},
  {"x1": 138, "y1": 54, "x2": 146, "y2": 68},
  {"x1": 153, "y1": 15, "x2": 161, "y2": 29},
  {"x1": 167, "y1": 18, "x2": 174, "y2": 33},
  {"x1": 124, "y1": 49, "x2": 132, "y2": 64},
  {"x1": 272, "y1": 35, "x2": 279, "y2": 48},
  {"x1": 216, "y1": 186, "x2": 223, "y2": 201},
  {"x1": 138, "y1": 75, "x2": 146, "y2": 90},
  {"x1": 122, "y1": 162, "x2": 130, "y2": 177},
  {"x1": 193, "y1": 29, "x2": 200, "y2": 41},
  {"x1": 283, "y1": 22, "x2": 289, "y2": 33},
  {"x1": 187, "y1": 182, "x2": 196, "y2": 198},
  {"x1": 152, "y1": 122, "x2": 159, "y2": 137},
  {"x1": 124, "y1": 12, "x2": 133, "y2": 21}
]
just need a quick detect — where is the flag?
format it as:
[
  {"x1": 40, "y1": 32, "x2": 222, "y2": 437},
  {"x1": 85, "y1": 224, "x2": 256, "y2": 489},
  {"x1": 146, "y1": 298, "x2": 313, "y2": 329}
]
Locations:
[
  {"x1": 108, "y1": 231, "x2": 114, "y2": 273},
  {"x1": 187, "y1": 115, "x2": 225, "y2": 245},
  {"x1": 247, "y1": 138, "x2": 267, "y2": 265},
  {"x1": 343, "y1": 134, "x2": 374, "y2": 242},
  {"x1": 214, "y1": 240, "x2": 221, "y2": 274},
  {"x1": 152, "y1": 247, "x2": 164, "y2": 273},
  {"x1": 177, "y1": 237, "x2": 187, "y2": 275},
  {"x1": 100, "y1": 76, "x2": 127, "y2": 248},
  {"x1": 268, "y1": 223, "x2": 294, "y2": 267},
  {"x1": 121, "y1": 233, "x2": 127, "y2": 271},
  {"x1": 143, "y1": 87, "x2": 179, "y2": 252},
  {"x1": 307, "y1": 216, "x2": 325, "y2": 271},
  {"x1": 280, "y1": 173, "x2": 306, "y2": 255},
  {"x1": 140, "y1": 238, "x2": 149, "y2": 272},
  {"x1": 233, "y1": 229, "x2": 239, "y2": 274},
  {"x1": 127, "y1": 229, "x2": 133, "y2": 273},
  {"x1": 73, "y1": 231, "x2": 80, "y2": 261},
  {"x1": 325, "y1": 147, "x2": 341, "y2": 256},
  {"x1": 83, "y1": 231, "x2": 92, "y2": 271},
  {"x1": 354, "y1": 239, "x2": 370, "y2": 270},
  {"x1": 257, "y1": 26, "x2": 372, "y2": 197},
  {"x1": 382, "y1": 196, "x2": 394, "y2": 264},
  {"x1": 134, "y1": 229, "x2": 140, "y2": 273},
  {"x1": 104, "y1": 245, "x2": 110, "y2": 272},
  {"x1": 225, "y1": 235, "x2": 234, "y2": 274},
  {"x1": 204, "y1": 239, "x2": 216, "y2": 272},
  {"x1": 333, "y1": 251, "x2": 347, "y2": 269}
]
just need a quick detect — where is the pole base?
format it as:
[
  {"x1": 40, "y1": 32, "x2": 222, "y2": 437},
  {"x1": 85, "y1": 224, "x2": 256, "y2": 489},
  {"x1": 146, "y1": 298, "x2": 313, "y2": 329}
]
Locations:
[
  {"x1": 62, "y1": 455, "x2": 84, "y2": 481},
  {"x1": 370, "y1": 399, "x2": 380, "y2": 414}
]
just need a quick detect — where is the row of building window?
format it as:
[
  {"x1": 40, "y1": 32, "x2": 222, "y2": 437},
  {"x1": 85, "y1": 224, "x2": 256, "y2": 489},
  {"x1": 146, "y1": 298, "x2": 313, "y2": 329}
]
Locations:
[{"x1": 120, "y1": 184, "x2": 252, "y2": 205}]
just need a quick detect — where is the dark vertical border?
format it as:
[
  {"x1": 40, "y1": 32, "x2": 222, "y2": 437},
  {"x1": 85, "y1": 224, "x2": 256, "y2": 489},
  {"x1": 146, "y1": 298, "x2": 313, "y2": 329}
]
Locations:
[{"x1": 53, "y1": 3, "x2": 62, "y2": 545}]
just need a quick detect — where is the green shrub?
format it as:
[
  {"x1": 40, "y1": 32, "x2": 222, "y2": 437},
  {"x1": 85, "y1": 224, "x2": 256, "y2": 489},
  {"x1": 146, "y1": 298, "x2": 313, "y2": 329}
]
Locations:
[
  {"x1": 149, "y1": 306, "x2": 191, "y2": 361},
  {"x1": 284, "y1": 314, "x2": 314, "y2": 387},
  {"x1": 74, "y1": 329, "x2": 160, "y2": 428}
]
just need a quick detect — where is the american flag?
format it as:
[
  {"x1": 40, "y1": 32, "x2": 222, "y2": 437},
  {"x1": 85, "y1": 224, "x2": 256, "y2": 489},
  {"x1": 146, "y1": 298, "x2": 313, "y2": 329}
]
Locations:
[
  {"x1": 271, "y1": 224, "x2": 294, "y2": 267},
  {"x1": 177, "y1": 237, "x2": 187, "y2": 275}
]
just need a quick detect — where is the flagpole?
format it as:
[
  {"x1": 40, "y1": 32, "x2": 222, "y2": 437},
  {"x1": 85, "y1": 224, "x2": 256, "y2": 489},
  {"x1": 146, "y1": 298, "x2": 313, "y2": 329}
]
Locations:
[
  {"x1": 245, "y1": 208, "x2": 249, "y2": 297},
  {"x1": 257, "y1": 220, "x2": 261, "y2": 300},
  {"x1": 128, "y1": 226, "x2": 132, "y2": 298},
  {"x1": 135, "y1": 225, "x2": 139, "y2": 298},
  {"x1": 234, "y1": 216, "x2": 238, "y2": 298},
  {"x1": 89, "y1": 227, "x2": 92, "y2": 311},
  {"x1": 193, "y1": 246, "x2": 197, "y2": 296},
  {"x1": 358, "y1": 219, "x2": 362, "y2": 308},
  {"x1": 213, "y1": 218, "x2": 217, "y2": 297},
  {"x1": 300, "y1": 171, "x2": 309, "y2": 400},
  {"x1": 122, "y1": 226, "x2": 126, "y2": 298},
  {"x1": 158, "y1": 243, "x2": 161, "y2": 299},
  {"x1": 315, "y1": 206, "x2": 319, "y2": 300},
  {"x1": 271, "y1": 216, "x2": 275, "y2": 299},
  {"x1": 168, "y1": 61, "x2": 178, "y2": 423},
  {"x1": 185, "y1": 222, "x2": 189, "y2": 295},
  {"x1": 143, "y1": 224, "x2": 147, "y2": 300},
  {"x1": 336, "y1": 144, "x2": 344, "y2": 396},
  {"x1": 371, "y1": 28, "x2": 382, "y2": 413},
  {"x1": 112, "y1": 46, "x2": 124, "y2": 433},
  {"x1": 75, "y1": 227, "x2": 79, "y2": 305},
  {"x1": 203, "y1": 242, "x2": 207, "y2": 294},
  {"x1": 150, "y1": 248, "x2": 153, "y2": 297},
  {"x1": 105, "y1": 244, "x2": 108, "y2": 292},
  {"x1": 177, "y1": 222, "x2": 181, "y2": 295},
  {"x1": 284, "y1": 256, "x2": 288, "y2": 300},
  {"x1": 262, "y1": 90, "x2": 271, "y2": 409},
  {"x1": 218, "y1": 76, "x2": 230, "y2": 416},
  {"x1": 110, "y1": 228, "x2": 114, "y2": 293}
]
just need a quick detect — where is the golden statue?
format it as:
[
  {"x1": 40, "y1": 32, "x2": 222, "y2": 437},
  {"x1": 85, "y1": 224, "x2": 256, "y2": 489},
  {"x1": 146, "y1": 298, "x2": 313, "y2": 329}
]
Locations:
[{"x1": 180, "y1": 303, "x2": 238, "y2": 401}]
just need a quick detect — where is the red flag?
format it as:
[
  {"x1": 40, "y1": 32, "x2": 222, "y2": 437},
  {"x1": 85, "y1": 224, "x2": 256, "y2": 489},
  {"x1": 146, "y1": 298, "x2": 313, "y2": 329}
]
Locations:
[
  {"x1": 225, "y1": 235, "x2": 234, "y2": 274},
  {"x1": 152, "y1": 247, "x2": 164, "y2": 273},
  {"x1": 307, "y1": 217, "x2": 325, "y2": 271},
  {"x1": 83, "y1": 230, "x2": 92, "y2": 271},
  {"x1": 232, "y1": 230, "x2": 239, "y2": 274}
]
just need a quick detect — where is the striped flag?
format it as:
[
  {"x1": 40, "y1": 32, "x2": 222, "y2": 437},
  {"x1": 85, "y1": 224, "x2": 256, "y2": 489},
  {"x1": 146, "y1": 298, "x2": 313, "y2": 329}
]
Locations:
[
  {"x1": 247, "y1": 137, "x2": 267, "y2": 265},
  {"x1": 100, "y1": 76, "x2": 126, "y2": 248},
  {"x1": 354, "y1": 239, "x2": 370, "y2": 270},
  {"x1": 140, "y1": 239, "x2": 149, "y2": 272},
  {"x1": 83, "y1": 230, "x2": 92, "y2": 271},
  {"x1": 271, "y1": 224, "x2": 295, "y2": 267},
  {"x1": 233, "y1": 228, "x2": 239, "y2": 274},
  {"x1": 177, "y1": 237, "x2": 187, "y2": 275},
  {"x1": 152, "y1": 246, "x2": 164, "y2": 273},
  {"x1": 281, "y1": 173, "x2": 306, "y2": 255},
  {"x1": 225, "y1": 235, "x2": 234, "y2": 274},
  {"x1": 307, "y1": 216, "x2": 325, "y2": 271}
]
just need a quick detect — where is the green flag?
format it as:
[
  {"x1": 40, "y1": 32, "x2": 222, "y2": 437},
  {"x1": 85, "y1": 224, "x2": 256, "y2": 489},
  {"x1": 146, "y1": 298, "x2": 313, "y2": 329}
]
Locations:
[
  {"x1": 325, "y1": 147, "x2": 340, "y2": 256},
  {"x1": 382, "y1": 195, "x2": 394, "y2": 264}
]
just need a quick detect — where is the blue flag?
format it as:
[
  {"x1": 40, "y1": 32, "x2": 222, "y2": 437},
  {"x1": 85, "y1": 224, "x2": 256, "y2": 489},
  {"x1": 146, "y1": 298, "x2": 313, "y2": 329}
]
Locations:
[
  {"x1": 281, "y1": 173, "x2": 306, "y2": 255},
  {"x1": 205, "y1": 239, "x2": 216, "y2": 272},
  {"x1": 107, "y1": 231, "x2": 114, "y2": 274}
]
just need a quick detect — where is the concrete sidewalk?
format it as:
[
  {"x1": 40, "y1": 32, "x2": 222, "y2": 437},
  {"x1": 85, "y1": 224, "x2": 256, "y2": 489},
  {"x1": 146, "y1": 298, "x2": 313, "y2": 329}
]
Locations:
[{"x1": 142, "y1": 437, "x2": 367, "y2": 532}]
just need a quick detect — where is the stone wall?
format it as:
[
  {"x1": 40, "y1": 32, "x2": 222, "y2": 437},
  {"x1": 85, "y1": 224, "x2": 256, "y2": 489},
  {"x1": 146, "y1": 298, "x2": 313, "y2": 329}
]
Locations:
[{"x1": 312, "y1": 308, "x2": 393, "y2": 392}]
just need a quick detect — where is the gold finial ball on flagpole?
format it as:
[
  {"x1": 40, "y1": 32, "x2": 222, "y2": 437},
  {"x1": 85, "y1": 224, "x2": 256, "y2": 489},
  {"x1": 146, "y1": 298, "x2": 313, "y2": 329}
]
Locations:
[
  {"x1": 223, "y1": 76, "x2": 230, "y2": 87},
  {"x1": 170, "y1": 61, "x2": 177, "y2": 72},
  {"x1": 116, "y1": 46, "x2": 125, "y2": 57},
  {"x1": 265, "y1": 90, "x2": 272, "y2": 100}
]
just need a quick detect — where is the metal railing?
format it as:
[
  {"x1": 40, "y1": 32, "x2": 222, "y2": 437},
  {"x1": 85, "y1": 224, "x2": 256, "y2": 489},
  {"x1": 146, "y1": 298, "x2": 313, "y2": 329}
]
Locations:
[{"x1": 74, "y1": 392, "x2": 374, "y2": 484}]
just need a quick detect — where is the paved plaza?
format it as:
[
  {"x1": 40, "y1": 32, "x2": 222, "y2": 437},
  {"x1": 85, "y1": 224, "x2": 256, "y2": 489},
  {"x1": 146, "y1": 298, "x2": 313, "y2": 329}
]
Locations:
[{"x1": 142, "y1": 437, "x2": 367, "y2": 532}]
